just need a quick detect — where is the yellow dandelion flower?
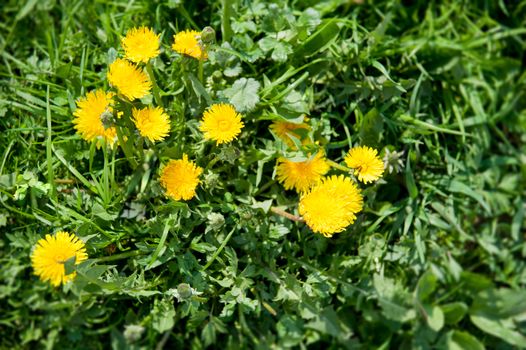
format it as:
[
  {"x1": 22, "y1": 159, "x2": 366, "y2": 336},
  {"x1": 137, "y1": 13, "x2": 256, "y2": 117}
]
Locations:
[
  {"x1": 31, "y1": 231, "x2": 88, "y2": 287},
  {"x1": 299, "y1": 175, "x2": 363, "y2": 237},
  {"x1": 132, "y1": 106, "x2": 170, "y2": 142},
  {"x1": 200, "y1": 103, "x2": 244, "y2": 144},
  {"x1": 107, "y1": 58, "x2": 151, "y2": 100},
  {"x1": 160, "y1": 154, "x2": 203, "y2": 201},
  {"x1": 276, "y1": 151, "x2": 330, "y2": 193},
  {"x1": 270, "y1": 120, "x2": 310, "y2": 148},
  {"x1": 172, "y1": 30, "x2": 207, "y2": 59},
  {"x1": 344, "y1": 146, "x2": 384, "y2": 184},
  {"x1": 121, "y1": 26, "x2": 160, "y2": 63},
  {"x1": 73, "y1": 90, "x2": 117, "y2": 145}
]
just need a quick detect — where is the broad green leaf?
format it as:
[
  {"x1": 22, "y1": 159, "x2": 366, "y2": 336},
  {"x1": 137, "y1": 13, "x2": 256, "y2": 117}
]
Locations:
[
  {"x1": 224, "y1": 64, "x2": 242, "y2": 77},
  {"x1": 277, "y1": 315, "x2": 304, "y2": 347},
  {"x1": 63, "y1": 256, "x2": 77, "y2": 275},
  {"x1": 374, "y1": 274, "x2": 415, "y2": 322},
  {"x1": 151, "y1": 299, "x2": 175, "y2": 333},
  {"x1": 223, "y1": 77, "x2": 260, "y2": 112},
  {"x1": 305, "y1": 307, "x2": 349, "y2": 338},
  {"x1": 471, "y1": 288, "x2": 526, "y2": 319},
  {"x1": 446, "y1": 331, "x2": 485, "y2": 350},
  {"x1": 470, "y1": 315, "x2": 526, "y2": 347},
  {"x1": 460, "y1": 272, "x2": 493, "y2": 292},
  {"x1": 442, "y1": 302, "x2": 468, "y2": 324},
  {"x1": 251, "y1": 199, "x2": 273, "y2": 213},
  {"x1": 296, "y1": 8, "x2": 321, "y2": 38},
  {"x1": 92, "y1": 202, "x2": 118, "y2": 221},
  {"x1": 447, "y1": 254, "x2": 462, "y2": 281},
  {"x1": 416, "y1": 270, "x2": 437, "y2": 302},
  {"x1": 258, "y1": 37, "x2": 293, "y2": 62},
  {"x1": 379, "y1": 298, "x2": 416, "y2": 323},
  {"x1": 281, "y1": 90, "x2": 309, "y2": 114},
  {"x1": 423, "y1": 304, "x2": 444, "y2": 332},
  {"x1": 201, "y1": 321, "x2": 216, "y2": 347},
  {"x1": 358, "y1": 107, "x2": 384, "y2": 147}
]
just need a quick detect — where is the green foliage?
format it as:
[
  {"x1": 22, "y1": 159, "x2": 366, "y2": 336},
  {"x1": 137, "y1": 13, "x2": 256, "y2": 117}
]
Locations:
[{"x1": 1, "y1": 0, "x2": 526, "y2": 349}]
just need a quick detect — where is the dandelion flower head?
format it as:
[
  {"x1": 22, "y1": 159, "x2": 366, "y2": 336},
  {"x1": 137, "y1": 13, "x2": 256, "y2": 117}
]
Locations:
[
  {"x1": 73, "y1": 90, "x2": 117, "y2": 145},
  {"x1": 299, "y1": 175, "x2": 363, "y2": 237},
  {"x1": 200, "y1": 103, "x2": 244, "y2": 144},
  {"x1": 276, "y1": 151, "x2": 330, "y2": 193},
  {"x1": 172, "y1": 30, "x2": 207, "y2": 60},
  {"x1": 31, "y1": 231, "x2": 88, "y2": 287},
  {"x1": 160, "y1": 154, "x2": 203, "y2": 201},
  {"x1": 344, "y1": 146, "x2": 384, "y2": 183},
  {"x1": 270, "y1": 120, "x2": 310, "y2": 148},
  {"x1": 121, "y1": 26, "x2": 160, "y2": 63},
  {"x1": 132, "y1": 106, "x2": 170, "y2": 142},
  {"x1": 107, "y1": 58, "x2": 151, "y2": 100}
]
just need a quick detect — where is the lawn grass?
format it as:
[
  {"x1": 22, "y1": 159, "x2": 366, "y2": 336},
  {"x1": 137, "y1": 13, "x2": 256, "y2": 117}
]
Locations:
[{"x1": 1, "y1": 0, "x2": 525, "y2": 348}]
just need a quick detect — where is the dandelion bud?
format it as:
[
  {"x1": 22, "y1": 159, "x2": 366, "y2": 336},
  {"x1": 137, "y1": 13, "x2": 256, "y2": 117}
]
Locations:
[
  {"x1": 212, "y1": 70, "x2": 223, "y2": 79},
  {"x1": 203, "y1": 171, "x2": 220, "y2": 189},
  {"x1": 166, "y1": 283, "x2": 203, "y2": 301},
  {"x1": 207, "y1": 212, "x2": 225, "y2": 231},
  {"x1": 177, "y1": 283, "x2": 193, "y2": 299},
  {"x1": 238, "y1": 206, "x2": 254, "y2": 221},
  {"x1": 123, "y1": 324, "x2": 145, "y2": 343},
  {"x1": 200, "y1": 26, "x2": 216, "y2": 46},
  {"x1": 99, "y1": 109, "x2": 114, "y2": 129},
  {"x1": 218, "y1": 145, "x2": 241, "y2": 164},
  {"x1": 382, "y1": 149, "x2": 405, "y2": 174}
]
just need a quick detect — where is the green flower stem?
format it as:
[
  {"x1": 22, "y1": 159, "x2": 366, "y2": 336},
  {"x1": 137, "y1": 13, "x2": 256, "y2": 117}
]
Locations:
[
  {"x1": 253, "y1": 179, "x2": 276, "y2": 196},
  {"x1": 101, "y1": 142, "x2": 111, "y2": 205},
  {"x1": 327, "y1": 159, "x2": 351, "y2": 172},
  {"x1": 198, "y1": 58, "x2": 204, "y2": 83},
  {"x1": 146, "y1": 62, "x2": 162, "y2": 107},
  {"x1": 205, "y1": 155, "x2": 220, "y2": 170},
  {"x1": 137, "y1": 136, "x2": 145, "y2": 165},
  {"x1": 115, "y1": 98, "x2": 142, "y2": 168},
  {"x1": 116, "y1": 125, "x2": 138, "y2": 169},
  {"x1": 110, "y1": 147, "x2": 117, "y2": 194},
  {"x1": 221, "y1": 0, "x2": 233, "y2": 43},
  {"x1": 180, "y1": 58, "x2": 191, "y2": 100}
]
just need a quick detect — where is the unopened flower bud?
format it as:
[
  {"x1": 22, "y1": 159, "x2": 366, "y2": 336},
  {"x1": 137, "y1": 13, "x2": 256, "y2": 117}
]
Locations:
[
  {"x1": 383, "y1": 149, "x2": 405, "y2": 174},
  {"x1": 177, "y1": 283, "x2": 193, "y2": 299},
  {"x1": 207, "y1": 212, "x2": 225, "y2": 231},
  {"x1": 218, "y1": 145, "x2": 241, "y2": 164},
  {"x1": 124, "y1": 324, "x2": 145, "y2": 343},
  {"x1": 204, "y1": 171, "x2": 220, "y2": 189},
  {"x1": 100, "y1": 109, "x2": 114, "y2": 129},
  {"x1": 200, "y1": 27, "x2": 216, "y2": 46}
]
